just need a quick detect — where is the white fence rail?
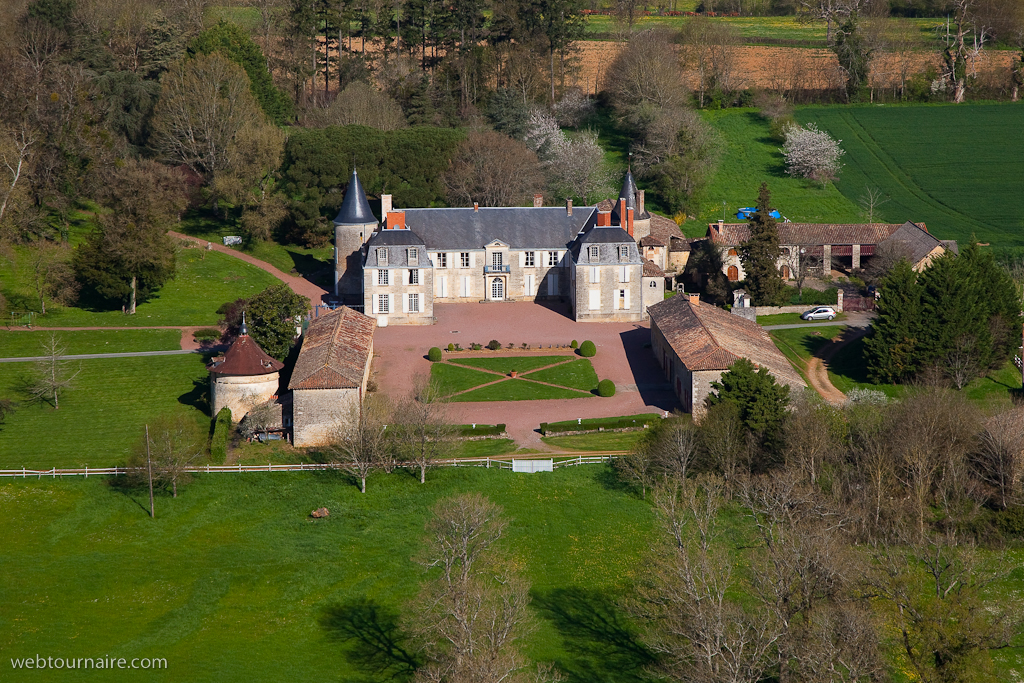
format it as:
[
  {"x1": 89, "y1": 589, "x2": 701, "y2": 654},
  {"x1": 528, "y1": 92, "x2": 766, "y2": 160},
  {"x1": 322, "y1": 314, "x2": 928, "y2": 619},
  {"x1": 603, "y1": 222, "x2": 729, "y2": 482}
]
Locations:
[{"x1": 0, "y1": 454, "x2": 622, "y2": 479}]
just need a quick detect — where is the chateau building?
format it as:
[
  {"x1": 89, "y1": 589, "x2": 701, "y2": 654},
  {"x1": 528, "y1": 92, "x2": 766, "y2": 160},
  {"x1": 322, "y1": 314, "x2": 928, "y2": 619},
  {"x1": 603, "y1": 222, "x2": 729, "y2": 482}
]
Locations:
[{"x1": 333, "y1": 169, "x2": 675, "y2": 325}]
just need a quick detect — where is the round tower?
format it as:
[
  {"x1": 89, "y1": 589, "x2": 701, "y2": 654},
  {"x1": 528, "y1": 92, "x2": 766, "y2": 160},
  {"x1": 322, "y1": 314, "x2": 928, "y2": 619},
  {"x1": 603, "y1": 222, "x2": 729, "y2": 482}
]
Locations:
[
  {"x1": 611, "y1": 170, "x2": 651, "y2": 241},
  {"x1": 208, "y1": 315, "x2": 285, "y2": 421},
  {"x1": 334, "y1": 168, "x2": 379, "y2": 305}
]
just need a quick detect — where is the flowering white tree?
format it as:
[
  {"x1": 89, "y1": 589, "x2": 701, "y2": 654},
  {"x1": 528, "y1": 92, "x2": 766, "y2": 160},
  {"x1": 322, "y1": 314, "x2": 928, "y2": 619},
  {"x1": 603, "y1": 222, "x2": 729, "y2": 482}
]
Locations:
[
  {"x1": 525, "y1": 110, "x2": 609, "y2": 204},
  {"x1": 523, "y1": 109, "x2": 564, "y2": 159},
  {"x1": 782, "y1": 123, "x2": 845, "y2": 186}
]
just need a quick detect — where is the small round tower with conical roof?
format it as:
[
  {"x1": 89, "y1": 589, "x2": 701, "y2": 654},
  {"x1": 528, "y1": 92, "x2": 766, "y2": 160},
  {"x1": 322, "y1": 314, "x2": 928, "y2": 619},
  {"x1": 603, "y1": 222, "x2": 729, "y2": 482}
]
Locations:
[
  {"x1": 334, "y1": 168, "x2": 379, "y2": 304},
  {"x1": 610, "y1": 170, "x2": 651, "y2": 241},
  {"x1": 208, "y1": 314, "x2": 285, "y2": 421}
]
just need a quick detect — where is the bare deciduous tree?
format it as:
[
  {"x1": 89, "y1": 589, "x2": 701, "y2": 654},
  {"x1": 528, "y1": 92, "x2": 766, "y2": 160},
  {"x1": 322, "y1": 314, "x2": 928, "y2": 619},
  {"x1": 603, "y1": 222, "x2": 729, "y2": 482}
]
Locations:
[
  {"x1": 30, "y1": 334, "x2": 80, "y2": 410},
  {"x1": 679, "y1": 17, "x2": 741, "y2": 108},
  {"x1": 974, "y1": 407, "x2": 1024, "y2": 510},
  {"x1": 395, "y1": 376, "x2": 457, "y2": 484},
  {"x1": 443, "y1": 130, "x2": 545, "y2": 208},
  {"x1": 30, "y1": 241, "x2": 77, "y2": 314},
  {"x1": 0, "y1": 126, "x2": 33, "y2": 226},
  {"x1": 128, "y1": 413, "x2": 207, "y2": 497},
  {"x1": 783, "y1": 395, "x2": 844, "y2": 486},
  {"x1": 858, "y1": 185, "x2": 889, "y2": 224},
  {"x1": 326, "y1": 395, "x2": 395, "y2": 493}
]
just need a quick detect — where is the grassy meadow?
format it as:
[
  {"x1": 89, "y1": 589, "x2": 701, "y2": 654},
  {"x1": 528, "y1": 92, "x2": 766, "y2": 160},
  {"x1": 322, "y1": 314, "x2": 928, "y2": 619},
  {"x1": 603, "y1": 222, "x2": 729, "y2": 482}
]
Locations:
[
  {"x1": 797, "y1": 103, "x2": 1024, "y2": 247},
  {"x1": 0, "y1": 330, "x2": 183, "y2": 358},
  {"x1": 0, "y1": 466, "x2": 659, "y2": 683}
]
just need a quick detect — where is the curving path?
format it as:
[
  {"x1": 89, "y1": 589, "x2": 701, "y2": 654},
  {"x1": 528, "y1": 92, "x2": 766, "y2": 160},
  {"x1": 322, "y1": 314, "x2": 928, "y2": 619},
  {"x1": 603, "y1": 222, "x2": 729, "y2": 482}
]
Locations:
[{"x1": 168, "y1": 231, "x2": 329, "y2": 305}]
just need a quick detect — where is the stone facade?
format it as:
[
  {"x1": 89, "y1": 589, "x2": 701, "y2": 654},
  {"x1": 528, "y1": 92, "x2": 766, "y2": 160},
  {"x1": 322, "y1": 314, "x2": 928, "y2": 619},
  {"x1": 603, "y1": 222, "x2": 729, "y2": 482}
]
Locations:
[
  {"x1": 292, "y1": 386, "x2": 362, "y2": 447},
  {"x1": 210, "y1": 373, "x2": 280, "y2": 422},
  {"x1": 363, "y1": 231, "x2": 434, "y2": 326},
  {"x1": 571, "y1": 237, "x2": 644, "y2": 322}
]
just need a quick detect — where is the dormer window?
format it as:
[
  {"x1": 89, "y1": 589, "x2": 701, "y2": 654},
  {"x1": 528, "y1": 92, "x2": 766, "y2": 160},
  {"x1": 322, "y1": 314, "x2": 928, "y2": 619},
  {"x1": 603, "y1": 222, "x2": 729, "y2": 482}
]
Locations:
[
  {"x1": 407, "y1": 247, "x2": 418, "y2": 264},
  {"x1": 618, "y1": 245, "x2": 629, "y2": 261},
  {"x1": 376, "y1": 247, "x2": 388, "y2": 265},
  {"x1": 588, "y1": 246, "x2": 600, "y2": 262}
]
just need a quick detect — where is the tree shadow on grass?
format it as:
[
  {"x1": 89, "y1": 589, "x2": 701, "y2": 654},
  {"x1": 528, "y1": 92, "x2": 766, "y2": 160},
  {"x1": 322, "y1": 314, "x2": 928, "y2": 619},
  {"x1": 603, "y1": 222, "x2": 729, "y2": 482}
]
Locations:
[
  {"x1": 178, "y1": 377, "x2": 210, "y2": 415},
  {"x1": 532, "y1": 586, "x2": 654, "y2": 683},
  {"x1": 286, "y1": 249, "x2": 330, "y2": 279},
  {"x1": 319, "y1": 597, "x2": 420, "y2": 683}
]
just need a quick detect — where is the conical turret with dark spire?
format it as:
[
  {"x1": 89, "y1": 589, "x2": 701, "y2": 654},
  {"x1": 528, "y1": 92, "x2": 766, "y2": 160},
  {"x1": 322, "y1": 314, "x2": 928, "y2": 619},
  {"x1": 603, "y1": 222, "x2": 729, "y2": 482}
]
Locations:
[
  {"x1": 333, "y1": 168, "x2": 376, "y2": 225},
  {"x1": 611, "y1": 170, "x2": 638, "y2": 223}
]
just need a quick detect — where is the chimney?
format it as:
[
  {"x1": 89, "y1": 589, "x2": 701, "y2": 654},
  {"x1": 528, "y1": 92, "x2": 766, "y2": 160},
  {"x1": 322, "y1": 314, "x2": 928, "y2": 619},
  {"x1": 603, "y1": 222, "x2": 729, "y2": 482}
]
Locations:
[
  {"x1": 386, "y1": 211, "x2": 406, "y2": 230},
  {"x1": 533, "y1": 194, "x2": 543, "y2": 208},
  {"x1": 627, "y1": 208, "x2": 634, "y2": 238},
  {"x1": 597, "y1": 211, "x2": 611, "y2": 227},
  {"x1": 688, "y1": 293, "x2": 700, "y2": 306},
  {"x1": 473, "y1": 202, "x2": 479, "y2": 212},
  {"x1": 381, "y1": 194, "x2": 393, "y2": 218},
  {"x1": 637, "y1": 189, "x2": 645, "y2": 216},
  {"x1": 619, "y1": 198, "x2": 626, "y2": 229},
  {"x1": 566, "y1": 199, "x2": 573, "y2": 216}
]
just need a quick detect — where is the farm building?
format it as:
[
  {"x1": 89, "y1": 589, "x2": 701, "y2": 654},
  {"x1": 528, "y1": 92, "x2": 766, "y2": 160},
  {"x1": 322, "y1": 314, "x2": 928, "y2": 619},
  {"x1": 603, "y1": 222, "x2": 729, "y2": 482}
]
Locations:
[
  {"x1": 288, "y1": 306, "x2": 376, "y2": 447},
  {"x1": 334, "y1": 168, "x2": 684, "y2": 324},
  {"x1": 706, "y1": 219, "x2": 956, "y2": 281},
  {"x1": 207, "y1": 316, "x2": 284, "y2": 423},
  {"x1": 648, "y1": 293, "x2": 805, "y2": 416}
]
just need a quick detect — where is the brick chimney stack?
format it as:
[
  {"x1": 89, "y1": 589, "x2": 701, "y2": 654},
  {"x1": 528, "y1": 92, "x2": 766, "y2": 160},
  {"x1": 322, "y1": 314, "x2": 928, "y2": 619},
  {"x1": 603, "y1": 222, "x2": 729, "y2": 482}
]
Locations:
[
  {"x1": 566, "y1": 199, "x2": 572, "y2": 216},
  {"x1": 688, "y1": 293, "x2": 700, "y2": 306},
  {"x1": 386, "y1": 211, "x2": 406, "y2": 230},
  {"x1": 473, "y1": 202, "x2": 479, "y2": 212},
  {"x1": 637, "y1": 189, "x2": 645, "y2": 215},
  {"x1": 533, "y1": 194, "x2": 543, "y2": 208},
  {"x1": 381, "y1": 194, "x2": 393, "y2": 218},
  {"x1": 626, "y1": 208, "x2": 634, "y2": 238}
]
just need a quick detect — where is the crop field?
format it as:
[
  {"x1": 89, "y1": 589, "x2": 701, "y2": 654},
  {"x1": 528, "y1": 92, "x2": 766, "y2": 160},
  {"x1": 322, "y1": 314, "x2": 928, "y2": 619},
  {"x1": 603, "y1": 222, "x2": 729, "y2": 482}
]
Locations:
[
  {"x1": 0, "y1": 355, "x2": 211, "y2": 470},
  {"x1": 0, "y1": 466, "x2": 659, "y2": 682},
  {"x1": 797, "y1": 103, "x2": 1024, "y2": 247}
]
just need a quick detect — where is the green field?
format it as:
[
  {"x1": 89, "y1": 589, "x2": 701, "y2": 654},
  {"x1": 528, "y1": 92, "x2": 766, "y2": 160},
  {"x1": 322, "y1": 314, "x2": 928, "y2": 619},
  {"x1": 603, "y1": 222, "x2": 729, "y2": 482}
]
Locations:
[
  {"x1": 685, "y1": 109, "x2": 863, "y2": 236},
  {"x1": 523, "y1": 359, "x2": 600, "y2": 391},
  {"x1": 452, "y1": 378, "x2": 591, "y2": 402},
  {"x1": 0, "y1": 330, "x2": 182, "y2": 358},
  {"x1": 797, "y1": 103, "x2": 1024, "y2": 247},
  {"x1": 450, "y1": 355, "x2": 574, "y2": 374},
  {"x1": 0, "y1": 355, "x2": 211, "y2": 469},
  {"x1": 433, "y1": 356, "x2": 598, "y2": 401},
  {"x1": 0, "y1": 466, "x2": 657, "y2": 682},
  {"x1": 1, "y1": 248, "x2": 281, "y2": 328}
]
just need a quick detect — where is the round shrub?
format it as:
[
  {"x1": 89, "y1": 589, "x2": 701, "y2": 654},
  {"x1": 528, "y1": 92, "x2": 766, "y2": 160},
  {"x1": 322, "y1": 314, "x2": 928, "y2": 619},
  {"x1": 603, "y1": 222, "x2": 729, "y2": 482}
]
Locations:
[
  {"x1": 487, "y1": 339, "x2": 502, "y2": 350},
  {"x1": 428, "y1": 347, "x2": 443, "y2": 362},
  {"x1": 597, "y1": 379, "x2": 615, "y2": 397},
  {"x1": 570, "y1": 340, "x2": 578, "y2": 349},
  {"x1": 579, "y1": 340, "x2": 597, "y2": 357},
  {"x1": 447, "y1": 343, "x2": 455, "y2": 352}
]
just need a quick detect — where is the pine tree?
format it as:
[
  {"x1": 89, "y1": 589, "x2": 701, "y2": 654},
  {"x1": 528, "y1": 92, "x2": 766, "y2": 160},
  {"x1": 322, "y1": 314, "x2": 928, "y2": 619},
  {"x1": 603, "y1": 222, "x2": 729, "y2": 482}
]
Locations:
[
  {"x1": 864, "y1": 259, "x2": 923, "y2": 384},
  {"x1": 917, "y1": 250, "x2": 989, "y2": 371},
  {"x1": 705, "y1": 357, "x2": 790, "y2": 459},
  {"x1": 739, "y1": 182, "x2": 784, "y2": 305}
]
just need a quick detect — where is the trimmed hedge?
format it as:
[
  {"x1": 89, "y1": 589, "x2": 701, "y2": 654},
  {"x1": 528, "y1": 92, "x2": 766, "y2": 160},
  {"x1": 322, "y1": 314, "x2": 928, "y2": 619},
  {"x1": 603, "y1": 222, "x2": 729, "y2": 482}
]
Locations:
[
  {"x1": 211, "y1": 407, "x2": 232, "y2": 464},
  {"x1": 457, "y1": 423, "x2": 506, "y2": 437},
  {"x1": 579, "y1": 340, "x2": 597, "y2": 357},
  {"x1": 570, "y1": 340, "x2": 578, "y2": 349},
  {"x1": 597, "y1": 379, "x2": 616, "y2": 397},
  {"x1": 193, "y1": 327, "x2": 222, "y2": 341},
  {"x1": 784, "y1": 286, "x2": 838, "y2": 306},
  {"x1": 540, "y1": 413, "x2": 661, "y2": 435},
  {"x1": 428, "y1": 347, "x2": 443, "y2": 362}
]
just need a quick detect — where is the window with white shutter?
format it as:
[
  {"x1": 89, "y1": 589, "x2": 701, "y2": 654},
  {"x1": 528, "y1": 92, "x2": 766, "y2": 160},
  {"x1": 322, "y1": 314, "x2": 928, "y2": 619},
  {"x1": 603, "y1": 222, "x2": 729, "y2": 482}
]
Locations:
[
  {"x1": 620, "y1": 266, "x2": 629, "y2": 282},
  {"x1": 409, "y1": 269, "x2": 419, "y2": 285},
  {"x1": 589, "y1": 267, "x2": 599, "y2": 283},
  {"x1": 378, "y1": 269, "x2": 389, "y2": 286},
  {"x1": 589, "y1": 289, "x2": 601, "y2": 310},
  {"x1": 439, "y1": 276, "x2": 448, "y2": 298},
  {"x1": 409, "y1": 294, "x2": 420, "y2": 312},
  {"x1": 378, "y1": 294, "x2": 390, "y2": 313}
]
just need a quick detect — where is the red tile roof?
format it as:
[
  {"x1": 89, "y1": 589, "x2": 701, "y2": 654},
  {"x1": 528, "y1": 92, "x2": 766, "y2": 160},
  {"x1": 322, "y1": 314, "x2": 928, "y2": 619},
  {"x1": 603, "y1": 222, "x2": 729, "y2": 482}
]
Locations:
[
  {"x1": 643, "y1": 259, "x2": 665, "y2": 277},
  {"x1": 289, "y1": 306, "x2": 376, "y2": 390},
  {"x1": 648, "y1": 297, "x2": 804, "y2": 388},
  {"x1": 650, "y1": 214, "x2": 688, "y2": 250},
  {"x1": 708, "y1": 222, "x2": 907, "y2": 247},
  {"x1": 208, "y1": 335, "x2": 284, "y2": 376}
]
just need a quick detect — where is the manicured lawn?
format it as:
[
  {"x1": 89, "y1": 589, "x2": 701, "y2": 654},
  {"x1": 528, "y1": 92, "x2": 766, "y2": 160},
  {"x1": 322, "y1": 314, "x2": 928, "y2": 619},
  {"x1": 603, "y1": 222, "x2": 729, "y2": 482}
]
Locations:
[
  {"x1": 450, "y1": 355, "x2": 574, "y2": 374},
  {"x1": 0, "y1": 329, "x2": 182, "y2": 357},
  {"x1": 757, "y1": 312, "x2": 846, "y2": 326},
  {"x1": 452, "y1": 379, "x2": 591, "y2": 402},
  {"x1": 2, "y1": 248, "x2": 281, "y2": 327},
  {"x1": 0, "y1": 355, "x2": 212, "y2": 469},
  {"x1": 797, "y1": 103, "x2": 1024, "y2": 247},
  {"x1": 0, "y1": 466, "x2": 657, "y2": 681},
  {"x1": 770, "y1": 325, "x2": 845, "y2": 363},
  {"x1": 430, "y1": 363, "x2": 499, "y2": 395},
  {"x1": 543, "y1": 413, "x2": 663, "y2": 433},
  {"x1": 684, "y1": 109, "x2": 863, "y2": 237},
  {"x1": 542, "y1": 431, "x2": 648, "y2": 452},
  {"x1": 523, "y1": 359, "x2": 600, "y2": 391}
]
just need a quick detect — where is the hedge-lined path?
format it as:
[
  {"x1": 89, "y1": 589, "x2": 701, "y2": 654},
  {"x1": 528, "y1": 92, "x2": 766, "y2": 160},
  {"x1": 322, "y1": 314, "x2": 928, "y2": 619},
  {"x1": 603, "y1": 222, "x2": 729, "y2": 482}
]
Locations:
[
  {"x1": 1, "y1": 326, "x2": 213, "y2": 352},
  {"x1": 168, "y1": 231, "x2": 329, "y2": 305},
  {"x1": 372, "y1": 302, "x2": 679, "y2": 451}
]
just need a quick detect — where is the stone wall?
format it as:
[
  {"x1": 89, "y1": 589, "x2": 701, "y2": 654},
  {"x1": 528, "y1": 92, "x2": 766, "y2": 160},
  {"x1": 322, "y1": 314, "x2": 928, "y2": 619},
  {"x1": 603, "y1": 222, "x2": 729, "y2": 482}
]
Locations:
[
  {"x1": 211, "y1": 373, "x2": 281, "y2": 423},
  {"x1": 641, "y1": 276, "x2": 665, "y2": 321},
  {"x1": 572, "y1": 262, "x2": 644, "y2": 322},
  {"x1": 292, "y1": 387, "x2": 361, "y2": 447}
]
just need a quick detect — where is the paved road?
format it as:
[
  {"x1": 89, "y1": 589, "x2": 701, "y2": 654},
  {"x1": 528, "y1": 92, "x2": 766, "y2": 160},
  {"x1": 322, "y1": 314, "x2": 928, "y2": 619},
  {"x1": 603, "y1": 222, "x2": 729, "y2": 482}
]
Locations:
[
  {"x1": 763, "y1": 312, "x2": 874, "y2": 331},
  {"x1": 0, "y1": 350, "x2": 199, "y2": 363}
]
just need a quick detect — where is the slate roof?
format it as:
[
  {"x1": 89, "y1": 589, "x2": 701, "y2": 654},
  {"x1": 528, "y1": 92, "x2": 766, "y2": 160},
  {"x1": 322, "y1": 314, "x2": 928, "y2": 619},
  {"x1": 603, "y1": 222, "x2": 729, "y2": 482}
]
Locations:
[
  {"x1": 289, "y1": 307, "x2": 376, "y2": 391},
  {"x1": 333, "y1": 169, "x2": 377, "y2": 225},
  {"x1": 208, "y1": 334, "x2": 284, "y2": 376},
  {"x1": 365, "y1": 230, "x2": 429, "y2": 267},
  {"x1": 882, "y1": 221, "x2": 951, "y2": 264},
  {"x1": 643, "y1": 259, "x2": 665, "y2": 277},
  {"x1": 569, "y1": 227, "x2": 643, "y2": 264},
  {"x1": 708, "y1": 222, "x2": 906, "y2": 247},
  {"x1": 398, "y1": 207, "x2": 596, "y2": 251},
  {"x1": 648, "y1": 297, "x2": 805, "y2": 389}
]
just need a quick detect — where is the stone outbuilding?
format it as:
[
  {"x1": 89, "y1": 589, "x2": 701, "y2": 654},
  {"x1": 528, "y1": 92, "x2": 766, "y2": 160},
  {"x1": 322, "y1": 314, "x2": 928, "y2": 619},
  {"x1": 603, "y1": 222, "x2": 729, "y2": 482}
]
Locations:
[
  {"x1": 207, "y1": 318, "x2": 285, "y2": 422},
  {"x1": 289, "y1": 306, "x2": 376, "y2": 447},
  {"x1": 648, "y1": 294, "x2": 805, "y2": 416}
]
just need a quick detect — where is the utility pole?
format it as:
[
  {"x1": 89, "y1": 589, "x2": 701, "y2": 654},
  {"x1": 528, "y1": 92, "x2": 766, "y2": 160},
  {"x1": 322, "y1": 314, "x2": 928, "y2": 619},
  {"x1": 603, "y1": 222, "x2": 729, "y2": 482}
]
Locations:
[{"x1": 146, "y1": 424, "x2": 155, "y2": 519}]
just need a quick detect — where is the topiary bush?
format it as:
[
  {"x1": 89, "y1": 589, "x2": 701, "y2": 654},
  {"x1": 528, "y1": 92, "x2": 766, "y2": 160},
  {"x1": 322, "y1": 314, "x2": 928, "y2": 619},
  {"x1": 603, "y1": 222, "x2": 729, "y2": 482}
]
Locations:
[
  {"x1": 428, "y1": 347, "x2": 443, "y2": 362},
  {"x1": 487, "y1": 339, "x2": 501, "y2": 350},
  {"x1": 597, "y1": 379, "x2": 615, "y2": 397},
  {"x1": 447, "y1": 343, "x2": 455, "y2": 352},
  {"x1": 570, "y1": 340, "x2": 578, "y2": 349},
  {"x1": 579, "y1": 340, "x2": 597, "y2": 357},
  {"x1": 210, "y1": 407, "x2": 232, "y2": 464}
]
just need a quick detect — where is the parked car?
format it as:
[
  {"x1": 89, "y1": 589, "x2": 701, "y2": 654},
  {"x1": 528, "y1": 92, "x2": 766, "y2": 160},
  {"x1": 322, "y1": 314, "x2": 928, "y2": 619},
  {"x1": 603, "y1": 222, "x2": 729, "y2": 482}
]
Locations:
[{"x1": 801, "y1": 306, "x2": 837, "y2": 321}]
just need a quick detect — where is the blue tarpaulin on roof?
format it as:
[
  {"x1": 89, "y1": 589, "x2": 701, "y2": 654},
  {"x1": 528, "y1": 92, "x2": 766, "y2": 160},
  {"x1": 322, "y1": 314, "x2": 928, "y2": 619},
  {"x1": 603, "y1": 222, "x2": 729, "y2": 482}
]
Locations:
[{"x1": 737, "y1": 207, "x2": 781, "y2": 220}]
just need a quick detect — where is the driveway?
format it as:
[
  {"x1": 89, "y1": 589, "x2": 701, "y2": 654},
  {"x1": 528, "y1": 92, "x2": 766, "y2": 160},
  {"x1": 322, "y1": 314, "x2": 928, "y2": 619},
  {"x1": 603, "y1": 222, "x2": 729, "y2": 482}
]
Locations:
[
  {"x1": 762, "y1": 311, "x2": 875, "y2": 331},
  {"x1": 371, "y1": 302, "x2": 679, "y2": 449}
]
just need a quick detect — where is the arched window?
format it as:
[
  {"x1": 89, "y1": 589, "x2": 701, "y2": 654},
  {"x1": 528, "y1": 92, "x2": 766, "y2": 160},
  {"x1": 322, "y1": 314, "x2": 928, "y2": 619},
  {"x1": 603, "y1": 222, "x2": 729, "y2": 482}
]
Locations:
[
  {"x1": 491, "y1": 278, "x2": 504, "y2": 300},
  {"x1": 728, "y1": 248, "x2": 737, "y2": 256},
  {"x1": 727, "y1": 266, "x2": 739, "y2": 281}
]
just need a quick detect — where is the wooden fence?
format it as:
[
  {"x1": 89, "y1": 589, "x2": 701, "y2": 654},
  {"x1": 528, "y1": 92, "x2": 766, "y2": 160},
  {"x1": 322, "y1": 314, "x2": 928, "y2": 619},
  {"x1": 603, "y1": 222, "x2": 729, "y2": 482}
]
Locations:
[{"x1": 0, "y1": 453, "x2": 624, "y2": 479}]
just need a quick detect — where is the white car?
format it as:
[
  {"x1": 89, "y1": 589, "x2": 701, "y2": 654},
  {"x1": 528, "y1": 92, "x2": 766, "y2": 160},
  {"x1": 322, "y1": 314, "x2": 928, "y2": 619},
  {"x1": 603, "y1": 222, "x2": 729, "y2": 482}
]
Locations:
[{"x1": 801, "y1": 306, "x2": 837, "y2": 321}]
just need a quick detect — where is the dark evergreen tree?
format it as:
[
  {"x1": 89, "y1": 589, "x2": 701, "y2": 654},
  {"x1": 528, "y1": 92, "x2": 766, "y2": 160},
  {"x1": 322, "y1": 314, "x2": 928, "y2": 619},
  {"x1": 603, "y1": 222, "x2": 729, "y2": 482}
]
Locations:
[
  {"x1": 246, "y1": 284, "x2": 310, "y2": 360},
  {"x1": 864, "y1": 259, "x2": 923, "y2": 384},
  {"x1": 739, "y1": 182, "x2": 784, "y2": 305},
  {"x1": 917, "y1": 250, "x2": 989, "y2": 370},
  {"x1": 705, "y1": 357, "x2": 790, "y2": 459},
  {"x1": 832, "y1": 13, "x2": 871, "y2": 101}
]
